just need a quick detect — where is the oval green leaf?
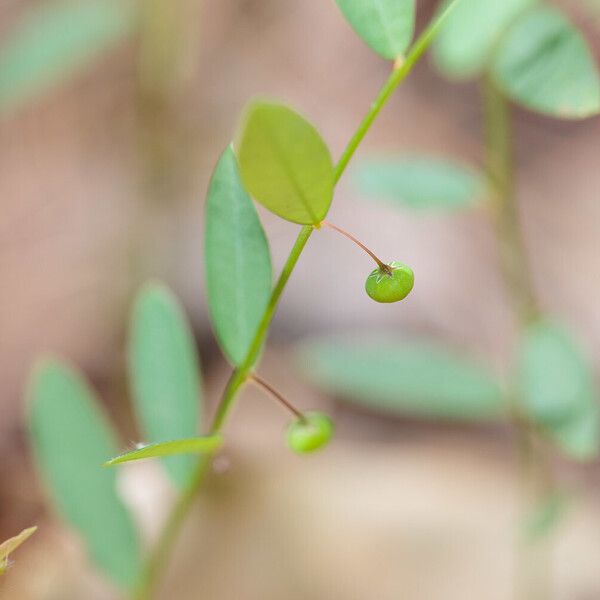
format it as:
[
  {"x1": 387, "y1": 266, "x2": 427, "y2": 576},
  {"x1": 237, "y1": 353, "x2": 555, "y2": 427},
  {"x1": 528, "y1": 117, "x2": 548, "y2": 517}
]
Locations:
[
  {"x1": 354, "y1": 156, "x2": 485, "y2": 212},
  {"x1": 0, "y1": 0, "x2": 135, "y2": 116},
  {"x1": 28, "y1": 360, "x2": 140, "y2": 589},
  {"x1": 298, "y1": 337, "x2": 507, "y2": 421},
  {"x1": 205, "y1": 147, "x2": 273, "y2": 366},
  {"x1": 432, "y1": 0, "x2": 537, "y2": 80},
  {"x1": 517, "y1": 320, "x2": 599, "y2": 459},
  {"x1": 492, "y1": 7, "x2": 600, "y2": 119},
  {"x1": 129, "y1": 282, "x2": 202, "y2": 488},
  {"x1": 335, "y1": 0, "x2": 415, "y2": 60},
  {"x1": 105, "y1": 435, "x2": 223, "y2": 467},
  {"x1": 236, "y1": 101, "x2": 334, "y2": 225}
]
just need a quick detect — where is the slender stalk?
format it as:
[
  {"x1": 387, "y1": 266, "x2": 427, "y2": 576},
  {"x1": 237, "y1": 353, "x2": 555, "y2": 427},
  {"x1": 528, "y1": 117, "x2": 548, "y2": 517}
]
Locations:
[
  {"x1": 322, "y1": 220, "x2": 391, "y2": 274},
  {"x1": 249, "y1": 374, "x2": 305, "y2": 420},
  {"x1": 333, "y1": 0, "x2": 461, "y2": 184},
  {"x1": 482, "y1": 74, "x2": 553, "y2": 600},
  {"x1": 209, "y1": 225, "x2": 313, "y2": 433},
  {"x1": 133, "y1": 5, "x2": 463, "y2": 597}
]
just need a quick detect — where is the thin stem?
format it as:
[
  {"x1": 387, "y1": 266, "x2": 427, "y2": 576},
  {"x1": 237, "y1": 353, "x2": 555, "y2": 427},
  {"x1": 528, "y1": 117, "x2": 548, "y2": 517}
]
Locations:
[
  {"x1": 132, "y1": 456, "x2": 211, "y2": 600},
  {"x1": 482, "y1": 74, "x2": 537, "y2": 324},
  {"x1": 322, "y1": 220, "x2": 391, "y2": 274},
  {"x1": 133, "y1": 5, "x2": 463, "y2": 596},
  {"x1": 333, "y1": 0, "x2": 462, "y2": 184},
  {"x1": 209, "y1": 225, "x2": 314, "y2": 433},
  {"x1": 249, "y1": 374, "x2": 304, "y2": 420},
  {"x1": 482, "y1": 74, "x2": 552, "y2": 600}
]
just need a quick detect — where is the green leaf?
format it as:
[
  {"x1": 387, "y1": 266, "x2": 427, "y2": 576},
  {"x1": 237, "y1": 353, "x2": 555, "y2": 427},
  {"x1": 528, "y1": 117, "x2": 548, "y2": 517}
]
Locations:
[
  {"x1": 0, "y1": 0, "x2": 136, "y2": 115},
  {"x1": 354, "y1": 156, "x2": 485, "y2": 212},
  {"x1": 432, "y1": 0, "x2": 537, "y2": 80},
  {"x1": 28, "y1": 361, "x2": 140, "y2": 589},
  {"x1": 492, "y1": 7, "x2": 600, "y2": 119},
  {"x1": 334, "y1": 0, "x2": 416, "y2": 60},
  {"x1": 517, "y1": 320, "x2": 600, "y2": 460},
  {"x1": 129, "y1": 282, "x2": 202, "y2": 487},
  {"x1": 236, "y1": 101, "x2": 334, "y2": 225},
  {"x1": 298, "y1": 337, "x2": 507, "y2": 421},
  {"x1": 105, "y1": 435, "x2": 223, "y2": 467},
  {"x1": 205, "y1": 147, "x2": 273, "y2": 366}
]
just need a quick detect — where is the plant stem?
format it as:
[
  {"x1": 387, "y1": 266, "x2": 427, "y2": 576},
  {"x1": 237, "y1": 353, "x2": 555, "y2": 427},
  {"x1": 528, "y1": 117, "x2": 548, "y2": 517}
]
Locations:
[
  {"x1": 333, "y1": 0, "x2": 461, "y2": 184},
  {"x1": 482, "y1": 73, "x2": 553, "y2": 600},
  {"x1": 249, "y1": 374, "x2": 305, "y2": 420},
  {"x1": 133, "y1": 5, "x2": 463, "y2": 597},
  {"x1": 322, "y1": 220, "x2": 391, "y2": 274}
]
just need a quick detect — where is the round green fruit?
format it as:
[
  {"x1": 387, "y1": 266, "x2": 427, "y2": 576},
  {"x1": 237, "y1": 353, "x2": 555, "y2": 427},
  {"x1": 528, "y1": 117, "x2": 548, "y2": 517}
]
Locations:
[
  {"x1": 365, "y1": 261, "x2": 414, "y2": 303},
  {"x1": 286, "y1": 412, "x2": 333, "y2": 454}
]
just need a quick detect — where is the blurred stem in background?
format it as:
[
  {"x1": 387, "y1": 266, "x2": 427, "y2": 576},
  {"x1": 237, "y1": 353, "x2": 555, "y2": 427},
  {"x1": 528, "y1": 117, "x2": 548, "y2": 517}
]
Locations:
[
  {"x1": 483, "y1": 74, "x2": 556, "y2": 600},
  {"x1": 132, "y1": 4, "x2": 462, "y2": 598}
]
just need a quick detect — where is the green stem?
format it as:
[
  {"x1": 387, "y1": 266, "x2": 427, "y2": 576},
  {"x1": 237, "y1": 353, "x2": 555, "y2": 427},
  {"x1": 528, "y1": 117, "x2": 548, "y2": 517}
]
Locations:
[
  {"x1": 482, "y1": 74, "x2": 553, "y2": 600},
  {"x1": 482, "y1": 74, "x2": 537, "y2": 323},
  {"x1": 209, "y1": 224, "x2": 313, "y2": 433},
  {"x1": 133, "y1": 5, "x2": 463, "y2": 597},
  {"x1": 333, "y1": 0, "x2": 461, "y2": 184}
]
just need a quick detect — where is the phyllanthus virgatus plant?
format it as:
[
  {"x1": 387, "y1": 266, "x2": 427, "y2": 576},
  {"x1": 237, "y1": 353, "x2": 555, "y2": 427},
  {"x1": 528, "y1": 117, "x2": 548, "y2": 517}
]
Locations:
[{"x1": 25, "y1": 1, "x2": 466, "y2": 598}]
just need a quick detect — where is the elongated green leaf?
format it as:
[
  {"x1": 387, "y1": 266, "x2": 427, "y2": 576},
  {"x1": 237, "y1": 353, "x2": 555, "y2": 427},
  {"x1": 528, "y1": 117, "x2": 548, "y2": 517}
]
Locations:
[
  {"x1": 517, "y1": 320, "x2": 599, "y2": 459},
  {"x1": 354, "y1": 156, "x2": 484, "y2": 211},
  {"x1": 0, "y1": 527, "x2": 37, "y2": 574},
  {"x1": 298, "y1": 337, "x2": 507, "y2": 421},
  {"x1": 236, "y1": 102, "x2": 334, "y2": 225},
  {"x1": 432, "y1": 0, "x2": 537, "y2": 79},
  {"x1": 28, "y1": 361, "x2": 140, "y2": 589},
  {"x1": 0, "y1": 0, "x2": 136, "y2": 115},
  {"x1": 129, "y1": 283, "x2": 202, "y2": 487},
  {"x1": 205, "y1": 147, "x2": 272, "y2": 366},
  {"x1": 335, "y1": 0, "x2": 415, "y2": 60},
  {"x1": 492, "y1": 7, "x2": 600, "y2": 119},
  {"x1": 105, "y1": 435, "x2": 223, "y2": 467}
]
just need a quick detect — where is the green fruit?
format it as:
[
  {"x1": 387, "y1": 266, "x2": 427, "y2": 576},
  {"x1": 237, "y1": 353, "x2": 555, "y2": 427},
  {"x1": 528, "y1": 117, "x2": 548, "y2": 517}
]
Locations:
[
  {"x1": 365, "y1": 261, "x2": 414, "y2": 303},
  {"x1": 286, "y1": 412, "x2": 333, "y2": 454}
]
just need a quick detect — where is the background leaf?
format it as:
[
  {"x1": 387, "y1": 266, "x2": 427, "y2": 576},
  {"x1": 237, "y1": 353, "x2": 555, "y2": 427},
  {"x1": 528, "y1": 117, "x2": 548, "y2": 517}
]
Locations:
[
  {"x1": 205, "y1": 147, "x2": 272, "y2": 366},
  {"x1": 106, "y1": 435, "x2": 223, "y2": 467},
  {"x1": 432, "y1": 0, "x2": 537, "y2": 80},
  {"x1": 298, "y1": 337, "x2": 507, "y2": 421},
  {"x1": 28, "y1": 361, "x2": 140, "y2": 589},
  {"x1": 517, "y1": 320, "x2": 600, "y2": 459},
  {"x1": 334, "y1": 0, "x2": 416, "y2": 60},
  {"x1": 353, "y1": 156, "x2": 485, "y2": 212},
  {"x1": 0, "y1": 0, "x2": 136, "y2": 115},
  {"x1": 492, "y1": 7, "x2": 600, "y2": 119},
  {"x1": 236, "y1": 101, "x2": 334, "y2": 225},
  {"x1": 129, "y1": 282, "x2": 202, "y2": 487}
]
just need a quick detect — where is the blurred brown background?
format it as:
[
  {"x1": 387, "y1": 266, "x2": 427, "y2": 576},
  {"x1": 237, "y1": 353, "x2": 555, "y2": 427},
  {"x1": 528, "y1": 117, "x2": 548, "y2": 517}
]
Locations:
[{"x1": 1, "y1": 0, "x2": 600, "y2": 598}]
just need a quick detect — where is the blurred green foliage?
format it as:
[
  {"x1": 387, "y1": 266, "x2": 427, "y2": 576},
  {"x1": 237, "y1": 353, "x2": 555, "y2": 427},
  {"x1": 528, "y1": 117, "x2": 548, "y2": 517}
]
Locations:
[
  {"x1": 0, "y1": 0, "x2": 136, "y2": 115},
  {"x1": 298, "y1": 338, "x2": 507, "y2": 421},
  {"x1": 29, "y1": 361, "x2": 141, "y2": 589},
  {"x1": 354, "y1": 156, "x2": 485, "y2": 212},
  {"x1": 129, "y1": 283, "x2": 203, "y2": 487}
]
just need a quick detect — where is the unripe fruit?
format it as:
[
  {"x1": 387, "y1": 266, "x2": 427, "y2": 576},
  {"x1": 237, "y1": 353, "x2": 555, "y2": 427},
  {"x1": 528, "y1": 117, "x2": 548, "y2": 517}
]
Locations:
[
  {"x1": 365, "y1": 261, "x2": 414, "y2": 303},
  {"x1": 286, "y1": 411, "x2": 333, "y2": 454}
]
